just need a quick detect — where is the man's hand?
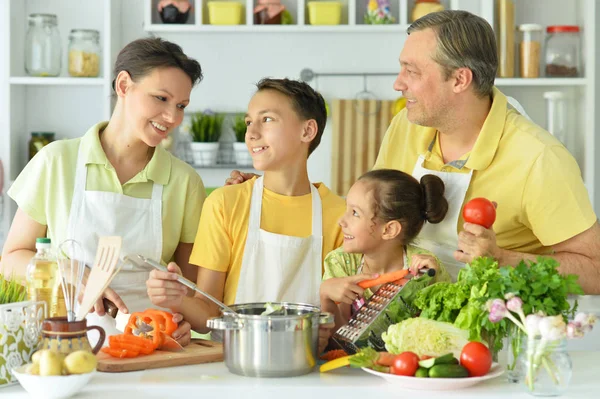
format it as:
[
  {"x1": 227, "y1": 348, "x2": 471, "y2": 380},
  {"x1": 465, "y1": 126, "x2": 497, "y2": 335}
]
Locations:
[
  {"x1": 408, "y1": 253, "x2": 440, "y2": 276},
  {"x1": 319, "y1": 274, "x2": 378, "y2": 305},
  {"x1": 454, "y1": 222, "x2": 501, "y2": 263},
  {"x1": 146, "y1": 262, "x2": 188, "y2": 311},
  {"x1": 225, "y1": 170, "x2": 259, "y2": 186}
]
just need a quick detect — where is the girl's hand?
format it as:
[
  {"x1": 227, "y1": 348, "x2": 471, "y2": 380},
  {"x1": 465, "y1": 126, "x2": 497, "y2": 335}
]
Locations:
[
  {"x1": 171, "y1": 312, "x2": 191, "y2": 347},
  {"x1": 146, "y1": 262, "x2": 188, "y2": 311},
  {"x1": 409, "y1": 254, "x2": 439, "y2": 276},
  {"x1": 319, "y1": 274, "x2": 378, "y2": 305}
]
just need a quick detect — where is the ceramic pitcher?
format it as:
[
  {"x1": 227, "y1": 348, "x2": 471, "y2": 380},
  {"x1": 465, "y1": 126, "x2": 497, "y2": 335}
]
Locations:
[{"x1": 41, "y1": 317, "x2": 105, "y2": 355}]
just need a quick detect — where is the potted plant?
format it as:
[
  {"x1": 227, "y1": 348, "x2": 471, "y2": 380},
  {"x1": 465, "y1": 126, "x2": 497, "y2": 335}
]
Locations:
[
  {"x1": 231, "y1": 114, "x2": 251, "y2": 166},
  {"x1": 186, "y1": 110, "x2": 224, "y2": 166},
  {"x1": 0, "y1": 273, "x2": 45, "y2": 386}
]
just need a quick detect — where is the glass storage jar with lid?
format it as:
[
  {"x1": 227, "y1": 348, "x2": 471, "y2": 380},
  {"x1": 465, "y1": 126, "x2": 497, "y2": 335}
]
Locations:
[
  {"x1": 545, "y1": 25, "x2": 581, "y2": 77},
  {"x1": 25, "y1": 14, "x2": 61, "y2": 77},
  {"x1": 68, "y1": 29, "x2": 101, "y2": 77}
]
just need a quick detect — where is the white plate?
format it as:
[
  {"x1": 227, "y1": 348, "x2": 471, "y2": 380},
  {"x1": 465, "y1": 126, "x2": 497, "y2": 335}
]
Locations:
[{"x1": 362, "y1": 363, "x2": 504, "y2": 391}]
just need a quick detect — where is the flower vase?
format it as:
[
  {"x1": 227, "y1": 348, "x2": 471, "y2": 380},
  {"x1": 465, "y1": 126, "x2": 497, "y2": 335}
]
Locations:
[
  {"x1": 507, "y1": 322, "x2": 525, "y2": 383},
  {"x1": 519, "y1": 337, "x2": 572, "y2": 396}
]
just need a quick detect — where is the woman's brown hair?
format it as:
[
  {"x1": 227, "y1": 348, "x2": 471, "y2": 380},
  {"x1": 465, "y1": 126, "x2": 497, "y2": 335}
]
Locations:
[
  {"x1": 359, "y1": 169, "x2": 449, "y2": 244},
  {"x1": 112, "y1": 37, "x2": 203, "y2": 91}
]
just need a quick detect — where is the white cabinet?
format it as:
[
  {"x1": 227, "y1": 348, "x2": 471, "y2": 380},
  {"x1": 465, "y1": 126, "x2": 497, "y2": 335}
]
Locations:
[
  {"x1": 0, "y1": 0, "x2": 122, "y2": 247},
  {"x1": 1, "y1": 0, "x2": 598, "y2": 250}
]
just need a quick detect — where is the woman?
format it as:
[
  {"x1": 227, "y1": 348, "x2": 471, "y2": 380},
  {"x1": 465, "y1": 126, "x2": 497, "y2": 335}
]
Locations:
[{"x1": 1, "y1": 37, "x2": 205, "y2": 345}]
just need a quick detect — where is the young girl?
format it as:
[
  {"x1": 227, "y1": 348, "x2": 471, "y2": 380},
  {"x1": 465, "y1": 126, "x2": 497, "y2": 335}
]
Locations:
[{"x1": 320, "y1": 169, "x2": 452, "y2": 330}]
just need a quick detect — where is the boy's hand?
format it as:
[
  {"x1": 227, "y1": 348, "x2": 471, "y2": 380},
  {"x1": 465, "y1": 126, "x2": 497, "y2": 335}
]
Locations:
[
  {"x1": 320, "y1": 274, "x2": 378, "y2": 305},
  {"x1": 146, "y1": 262, "x2": 188, "y2": 311},
  {"x1": 408, "y1": 254, "x2": 439, "y2": 276},
  {"x1": 225, "y1": 170, "x2": 260, "y2": 185}
]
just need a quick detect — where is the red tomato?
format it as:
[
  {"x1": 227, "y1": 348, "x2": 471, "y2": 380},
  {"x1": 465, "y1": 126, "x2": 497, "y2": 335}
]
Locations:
[
  {"x1": 390, "y1": 352, "x2": 420, "y2": 376},
  {"x1": 460, "y1": 342, "x2": 492, "y2": 377},
  {"x1": 462, "y1": 198, "x2": 496, "y2": 229}
]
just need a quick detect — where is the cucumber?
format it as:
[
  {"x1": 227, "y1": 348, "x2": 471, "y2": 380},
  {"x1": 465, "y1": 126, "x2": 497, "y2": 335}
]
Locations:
[
  {"x1": 428, "y1": 364, "x2": 469, "y2": 378},
  {"x1": 418, "y1": 353, "x2": 458, "y2": 369},
  {"x1": 415, "y1": 367, "x2": 429, "y2": 378}
]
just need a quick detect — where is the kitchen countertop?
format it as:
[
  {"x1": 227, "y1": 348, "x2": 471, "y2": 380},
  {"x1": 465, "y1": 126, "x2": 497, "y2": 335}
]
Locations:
[{"x1": 1, "y1": 351, "x2": 597, "y2": 399}]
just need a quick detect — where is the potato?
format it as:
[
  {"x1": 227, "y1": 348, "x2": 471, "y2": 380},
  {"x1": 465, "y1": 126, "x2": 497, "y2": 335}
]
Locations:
[
  {"x1": 31, "y1": 350, "x2": 42, "y2": 364},
  {"x1": 38, "y1": 350, "x2": 63, "y2": 376},
  {"x1": 25, "y1": 362, "x2": 40, "y2": 375},
  {"x1": 63, "y1": 350, "x2": 97, "y2": 374}
]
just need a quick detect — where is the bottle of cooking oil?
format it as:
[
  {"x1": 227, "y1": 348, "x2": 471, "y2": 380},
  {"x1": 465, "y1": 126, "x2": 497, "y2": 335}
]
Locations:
[{"x1": 26, "y1": 238, "x2": 66, "y2": 318}]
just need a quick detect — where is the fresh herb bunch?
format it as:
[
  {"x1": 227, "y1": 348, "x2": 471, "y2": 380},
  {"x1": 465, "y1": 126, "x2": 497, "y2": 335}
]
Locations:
[
  {"x1": 414, "y1": 257, "x2": 583, "y2": 354},
  {"x1": 232, "y1": 114, "x2": 247, "y2": 143},
  {"x1": 189, "y1": 110, "x2": 224, "y2": 143},
  {"x1": 0, "y1": 273, "x2": 27, "y2": 305}
]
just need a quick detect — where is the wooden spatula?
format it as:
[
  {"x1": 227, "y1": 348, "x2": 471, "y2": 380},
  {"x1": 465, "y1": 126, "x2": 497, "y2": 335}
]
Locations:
[{"x1": 76, "y1": 236, "x2": 122, "y2": 321}]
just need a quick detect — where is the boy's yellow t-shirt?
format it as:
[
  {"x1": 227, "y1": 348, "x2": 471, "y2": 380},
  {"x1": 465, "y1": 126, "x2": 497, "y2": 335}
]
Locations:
[{"x1": 189, "y1": 176, "x2": 346, "y2": 305}]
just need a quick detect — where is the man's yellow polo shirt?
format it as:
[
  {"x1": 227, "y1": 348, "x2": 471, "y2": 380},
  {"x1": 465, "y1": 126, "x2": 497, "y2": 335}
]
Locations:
[
  {"x1": 374, "y1": 87, "x2": 596, "y2": 254},
  {"x1": 8, "y1": 122, "x2": 206, "y2": 263},
  {"x1": 189, "y1": 176, "x2": 346, "y2": 305}
]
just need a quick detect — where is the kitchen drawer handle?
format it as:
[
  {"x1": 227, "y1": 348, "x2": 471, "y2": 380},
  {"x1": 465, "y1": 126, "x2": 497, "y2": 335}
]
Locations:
[
  {"x1": 207, "y1": 317, "x2": 243, "y2": 330},
  {"x1": 319, "y1": 312, "x2": 334, "y2": 325}
]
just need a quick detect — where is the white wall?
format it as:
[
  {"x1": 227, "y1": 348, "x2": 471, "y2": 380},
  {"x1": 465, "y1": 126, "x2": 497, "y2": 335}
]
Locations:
[{"x1": 119, "y1": 0, "x2": 406, "y2": 187}]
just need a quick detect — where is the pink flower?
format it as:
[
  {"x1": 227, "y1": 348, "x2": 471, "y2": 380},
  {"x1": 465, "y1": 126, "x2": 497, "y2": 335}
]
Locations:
[{"x1": 567, "y1": 322, "x2": 585, "y2": 339}]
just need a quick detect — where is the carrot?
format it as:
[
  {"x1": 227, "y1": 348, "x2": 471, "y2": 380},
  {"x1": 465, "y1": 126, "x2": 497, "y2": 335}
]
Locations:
[
  {"x1": 358, "y1": 269, "x2": 410, "y2": 289},
  {"x1": 320, "y1": 349, "x2": 348, "y2": 361},
  {"x1": 376, "y1": 352, "x2": 396, "y2": 367}
]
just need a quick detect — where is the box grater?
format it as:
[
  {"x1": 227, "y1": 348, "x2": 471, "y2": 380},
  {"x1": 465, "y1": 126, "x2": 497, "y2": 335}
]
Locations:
[{"x1": 332, "y1": 270, "x2": 434, "y2": 354}]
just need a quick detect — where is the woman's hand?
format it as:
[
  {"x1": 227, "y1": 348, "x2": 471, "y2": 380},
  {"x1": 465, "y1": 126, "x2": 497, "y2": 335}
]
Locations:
[
  {"x1": 225, "y1": 170, "x2": 259, "y2": 186},
  {"x1": 171, "y1": 313, "x2": 191, "y2": 347},
  {"x1": 408, "y1": 254, "x2": 439, "y2": 276},
  {"x1": 90, "y1": 287, "x2": 128, "y2": 316},
  {"x1": 319, "y1": 274, "x2": 378, "y2": 305},
  {"x1": 146, "y1": 262, "x2": 188, "y2": 311}
]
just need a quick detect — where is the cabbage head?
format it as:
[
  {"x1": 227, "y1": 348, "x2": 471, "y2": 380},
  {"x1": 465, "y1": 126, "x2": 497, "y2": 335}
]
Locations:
[{"x1": 382, "y1": 317, "x2": 469, "y2": 358}]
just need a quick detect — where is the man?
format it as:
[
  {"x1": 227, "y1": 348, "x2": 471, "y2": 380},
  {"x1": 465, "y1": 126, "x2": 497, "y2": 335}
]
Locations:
[{"x1": 229, "y1": 10, "x2": 600, "y2": 294}]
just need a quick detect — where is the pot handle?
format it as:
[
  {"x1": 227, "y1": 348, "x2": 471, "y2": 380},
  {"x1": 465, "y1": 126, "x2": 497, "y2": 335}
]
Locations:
[
  {"x1": 207, "y1": 317, "x2": 243, "y2": 330},
  {"x1": 319, "y1": 312, "x2": 334, "y2": 325}
]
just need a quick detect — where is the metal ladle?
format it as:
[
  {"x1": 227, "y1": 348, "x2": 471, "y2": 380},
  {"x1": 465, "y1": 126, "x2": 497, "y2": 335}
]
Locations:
[{"x1": 123, "y1": 254, "x2": 240, "y2": 318}]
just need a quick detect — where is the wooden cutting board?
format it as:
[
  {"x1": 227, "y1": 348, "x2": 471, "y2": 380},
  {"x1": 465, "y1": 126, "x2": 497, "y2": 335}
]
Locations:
[{"x1": 96, "y1": 339, "x2": 223, "y2": 373}]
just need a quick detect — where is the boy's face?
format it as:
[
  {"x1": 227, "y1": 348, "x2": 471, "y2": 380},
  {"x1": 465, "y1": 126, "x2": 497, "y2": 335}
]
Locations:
[
  {"x1": 338, "y1": 180, "x2": 384, "y2": 254},
  {"x1": 244, "y1": 89, "x2": 309, "y2": 171}
]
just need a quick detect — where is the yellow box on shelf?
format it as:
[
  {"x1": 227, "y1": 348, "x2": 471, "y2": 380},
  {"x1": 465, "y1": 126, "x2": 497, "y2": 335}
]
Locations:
[
  {"x1": 307, "y1": 2, "x2": 342, "y2": 26},
  {"x1": 207, "y1": 1, "x2": 244, "y2": 25}
]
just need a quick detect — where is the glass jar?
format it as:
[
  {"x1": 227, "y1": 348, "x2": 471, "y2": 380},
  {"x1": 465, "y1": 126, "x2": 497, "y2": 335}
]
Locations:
[
  {"x1": 68, "y1": 29, "x2": 101, "y2": 77},
  {"x1": 518, "y1": 24, "x2": 543, "y2": 78},
  {"x1": 519, "y1": 337, "x2": 572, "y2": 396},
  {"x1": 25, "y1": 14, "x2": 62, "y2": 77},
  {"x1": 544, "y1": 91, "x2": 570, "y2": 151},
  {"x1": 411, "y1": 0, "x2": 444, "y2": 23},
  {"x1": 29, "y1": 132, "x2": 54, "y2": 160},
  {"x1": 545, "y1": 26, "x2": 581, "y2": 77}
]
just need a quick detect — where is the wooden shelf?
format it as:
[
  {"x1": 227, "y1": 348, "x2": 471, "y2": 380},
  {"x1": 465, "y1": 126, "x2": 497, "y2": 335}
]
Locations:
[{"x1": 9, "y1": 77, "x2": 105, "y2": 86}]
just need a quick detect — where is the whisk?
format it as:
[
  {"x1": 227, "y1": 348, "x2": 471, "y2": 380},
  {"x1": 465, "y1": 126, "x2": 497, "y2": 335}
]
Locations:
[{"x1": 57, "y1": 239, "x2": 86, "y2": 322}]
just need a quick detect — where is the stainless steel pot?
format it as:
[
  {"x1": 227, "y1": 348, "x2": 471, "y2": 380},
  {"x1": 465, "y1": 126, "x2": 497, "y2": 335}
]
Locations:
[{"x1": 207, "y1": 302, "x2": 333, "y2": 378}]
